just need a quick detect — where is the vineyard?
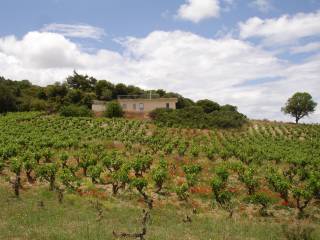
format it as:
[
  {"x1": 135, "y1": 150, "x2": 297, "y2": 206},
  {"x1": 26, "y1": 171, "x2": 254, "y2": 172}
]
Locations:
[{"x1": 0, "y1": 112, "x2": 320, "y2": 239}]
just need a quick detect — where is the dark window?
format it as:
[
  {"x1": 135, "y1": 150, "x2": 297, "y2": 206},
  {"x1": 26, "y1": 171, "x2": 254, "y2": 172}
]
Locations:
[{"x1": 166, "y1": 103, "x2": 170, "y2": 109}]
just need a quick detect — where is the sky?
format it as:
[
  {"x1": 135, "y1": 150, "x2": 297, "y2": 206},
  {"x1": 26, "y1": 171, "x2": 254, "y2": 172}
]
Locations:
[{"x1": 0, "y1": 0, "x2": 319, "y2": 123}]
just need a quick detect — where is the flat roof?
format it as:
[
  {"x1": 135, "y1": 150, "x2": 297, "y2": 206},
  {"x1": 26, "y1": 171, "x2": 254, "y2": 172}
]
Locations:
[{"x1": 118, "y1": 98, "x2": 178, "y2": 102}]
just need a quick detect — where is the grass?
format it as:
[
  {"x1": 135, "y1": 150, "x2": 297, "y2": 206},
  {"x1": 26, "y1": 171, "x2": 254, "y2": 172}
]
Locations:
[{"x1": 1, "y1": 179, "x2": 317, "y2": 240}]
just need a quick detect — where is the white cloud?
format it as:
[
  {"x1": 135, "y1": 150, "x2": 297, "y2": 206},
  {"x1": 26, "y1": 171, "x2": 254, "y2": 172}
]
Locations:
[
  {"x1": 290, "y1": 42, "x2": 320, "y2": 54},
  {"x1": 41, "y1": 23, "x2": 106, "y2": 40},
  {"x1": 0, "y1": 32, "x2": 83, "y2": 69},
  {"x1": 250, "y1": 0, "x2": 272, "y2": 13},
  {"x1": 0, "y1": 30, "x2": 319, "y2": 123},
  {"x1": 239, "y1": 11, "x2": 320, "y2": 44},
  {"x1": 176, "y1": 0, "x2": 220, "y2": 23}
]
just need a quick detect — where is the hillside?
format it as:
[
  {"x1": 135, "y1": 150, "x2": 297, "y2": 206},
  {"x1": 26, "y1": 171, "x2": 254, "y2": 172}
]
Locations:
[{"x1": 0, "y1": 112, "x2": 319, "y2": 239}]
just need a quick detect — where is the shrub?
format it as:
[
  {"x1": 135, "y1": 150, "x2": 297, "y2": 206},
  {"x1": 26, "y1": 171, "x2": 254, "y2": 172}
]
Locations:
[
  {"x1": 196, "y1": 99, "x2": 220, "y2": 113},
  {"x1": 9, "y1": 158, "x2": 23, "y2": 197},
  {"x1": 151, "y1": 159, "x2": 168, "y2": 193},
  {"x1": 87, "y1": 164, "x2": 103, "y2": 183},
  {"x1": 59, "y1": 105, "x2": 93, "y2": 117},
  {"x1": 211, "y1": 166, "x2": 237, "y2": 217},
  {"x1": 183, "y1": 164, "x2": 202, "y2": 187},
  {"x1": 150, "y1": 106, "x2": 247, "y2": 129},
  {"x1": 131, "y1": 154, "x2": 152, "y2": 177},
  {"x1": 175, "y1": 183, "x2": 189, "y2": 201},
  {"x1": 207, "y1": 111, "x2": 247, "y2": 128},
  {"x1": 57, "y1": 167, "x2": 79, "y2": 190},
  {"x1": 104, "y1": 101, "x2": 124, "y2": 118},
  {"x1": 266, "y1": 168, "x2": 290, "y2": 202},
  {"x1": 36, "y1": 163, "x2": 59, "y2": 191},
  {"x1": 237, "y1": 166, "x2": 260, "y2": 195},
  {"x1": 109, "y1": 165, "x2": 130, "y2": 195},
  {"x1": 244, "y1": 193, "x2": 276, "y2": 216}
]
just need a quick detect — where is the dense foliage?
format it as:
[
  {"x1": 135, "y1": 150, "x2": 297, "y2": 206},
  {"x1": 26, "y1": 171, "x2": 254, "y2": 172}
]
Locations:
[
  {"x1": 150, "y1": 106, "x2": 247, "y2": 129},
  {"x1": 282, "y1": 92, "x2": 317, "y2": 123},
  {"x1": 0, "y1": 74, "x2": 249, "y2": 130},
  {"x1": 0, "y1": 73, "x2": 196, "y2": 114},
  {"x1": 59, "y1": 105, "x2": 93, "y2": 117},
  {"x1": 104, "y1": 101, "x2": 124, "y2": 118}
]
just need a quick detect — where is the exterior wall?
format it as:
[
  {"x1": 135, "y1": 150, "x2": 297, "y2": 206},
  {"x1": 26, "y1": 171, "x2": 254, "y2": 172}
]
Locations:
[
  {"x1": 91, "y1": 98, "x2": 178, "y2": 113},
  {"x1": 118, "y1": 98, "x2": 177, "y2": 113},
  {"x1": 92, "y1": 104, "x2": 106, "y2": 112},
  {"x1": 92, "y1": 100, "x2": 106, "y2": 112}
]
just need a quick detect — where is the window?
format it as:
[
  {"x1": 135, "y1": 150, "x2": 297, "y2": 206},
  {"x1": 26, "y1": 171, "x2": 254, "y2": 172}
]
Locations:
[
  {"x1": 122, "y1": 104, "x2": 127, "y2": 110},
  {"x1": 166, "y1": 103, "x2": 170, "y2": 109},
  {"x1": 139, "y1": 103, "x2": 144, "y2": 111},
  {"x1": 133, "y1": 103, "x2": 136, "y2": 110}
]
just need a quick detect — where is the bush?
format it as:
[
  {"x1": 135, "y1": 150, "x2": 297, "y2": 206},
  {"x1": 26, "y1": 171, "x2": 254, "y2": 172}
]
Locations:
[
  {"x1": 196, "y1": 99, "x2": 220, "y2": 113},
  {"x1": 104, "y1": 101, "x2": 124, "y2": 118},
  {"x1": 150, "y1": 106, "x2": 247, "y2": 129},
  {"x1": 207, "y1": 111, "x2": 247, "y2": 128},
  {"x1": 59, "y1": 105, "x2": 93, "y2": 117},
  {"x1": 243, "y1": 193, "x2": 276, "y2": 216}
]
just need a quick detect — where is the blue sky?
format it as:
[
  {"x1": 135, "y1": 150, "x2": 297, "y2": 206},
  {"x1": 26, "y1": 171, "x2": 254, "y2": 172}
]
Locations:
[
  {"x1": 0, "y1": 0, "x2": 319, "y2": 122},
  {"x1": 1, "y1": 0, "x2": 319, "y2": 51}
]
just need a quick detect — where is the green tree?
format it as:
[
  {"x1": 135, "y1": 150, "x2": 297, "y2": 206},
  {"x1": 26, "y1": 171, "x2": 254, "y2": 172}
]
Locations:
[
  {"x1": 196, "y1": 99, "x2": 220, "y2": 113},
  {"x1": 220, "y1": 104, "x2": 237, "y2": 112},
  {"x1": 95, "y1": 80, "x2": 114, "y2": 100},
  {"x1": 104, "y1": 101, "x2": 124, "y2": 118},
  {"x1": 282, "y1": 92, "x2": 317, "y2": 123},
  {"x1": 66, "y1": 71, "x2": 97, "y2": 91},
  {"x1": 0, "y1": 84, "x2": 17, "y2": 113}
]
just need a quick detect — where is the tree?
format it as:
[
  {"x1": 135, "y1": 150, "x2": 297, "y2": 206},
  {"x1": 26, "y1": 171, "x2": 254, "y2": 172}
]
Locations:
[
  {"x1": 176, "y1": 97, "x2": 194, "y2": 109},
  {"x1": 66, "y1": 71, "x2": 96, "y2": 91},
  {"x1": 220, "y1": 104, "x2": 237, "y2": 112},
  {"x1": 282, "y1": 92, "x2": 317, "y2": 123},
  {"x1": 196, "y1": 99, "x2": 220, "y2": 113},
  {"x1": 104, "y1": 101, "x2": 124, "y2": 118},
  {"x1": 95, "y1": 80, "x2": 114, "y2": 101},
  {"x1": 0, "y1": 84, "x2": 17, "y2": 113},
  {"x1": 113, "y1": 83, "x2": 128, "y2": 98}
]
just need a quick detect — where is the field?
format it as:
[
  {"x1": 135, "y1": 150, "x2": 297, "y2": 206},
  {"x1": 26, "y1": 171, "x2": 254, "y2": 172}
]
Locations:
[{"x1": 0, "y1": 112, "x2": 320, "y2": 240}]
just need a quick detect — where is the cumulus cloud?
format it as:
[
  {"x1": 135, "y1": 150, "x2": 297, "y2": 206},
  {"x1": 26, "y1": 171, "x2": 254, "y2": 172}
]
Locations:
[
  {"x1": 0, "y1": 30, "x2": 319, "y2": 123},
  {"x1": 176, "y1": 0, "x2": 220, "y2": 23},
  {"x1": 41, "y1": 23, "x2": 106, "y2": 40},
  {"x1": 239, "y1": 11, "x2": 320, "y2": 44},
  {"x1": 0, "y1": 32, "x2": 83, "y2": 69},
  {"x1": 249, "y1": 0, "x2": 272, "y2": 13}
]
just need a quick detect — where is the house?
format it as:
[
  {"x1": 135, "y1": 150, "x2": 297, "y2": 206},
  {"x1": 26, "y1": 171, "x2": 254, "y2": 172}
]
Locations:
[{"x1": 92, "y1": 94, "x2": 178, "y2": 115}]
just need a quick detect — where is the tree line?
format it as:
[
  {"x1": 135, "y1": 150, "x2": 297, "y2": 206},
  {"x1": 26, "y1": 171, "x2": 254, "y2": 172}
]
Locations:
[
  {"x1": 0, "y1": 73, "x2": 317, "y2": 125},
  {"x1": 0, "y1": 72, "x2": 203, "y2": 114}
]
